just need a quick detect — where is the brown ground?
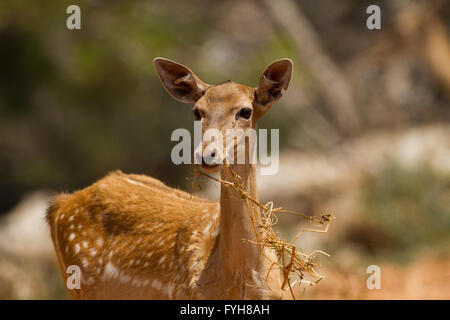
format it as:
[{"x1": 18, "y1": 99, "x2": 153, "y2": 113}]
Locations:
[{"x1": 295, "y1": 254, "x2": 450, "y2": 300}]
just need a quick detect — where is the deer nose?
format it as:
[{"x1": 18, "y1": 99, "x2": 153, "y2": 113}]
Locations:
[
  {"x1": 203, "y1": 149, "x2": 217, "y2": 165},
  {"x1": 202, "y1": 145, "x2": 221, "y2": 165}
]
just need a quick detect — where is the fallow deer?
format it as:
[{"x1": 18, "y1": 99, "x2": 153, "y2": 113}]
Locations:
[{"x1": 46, "y1": 57, "x2": 293, "y2": 299}]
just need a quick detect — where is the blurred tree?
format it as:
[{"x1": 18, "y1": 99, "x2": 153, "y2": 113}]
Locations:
[{"x1": 0, "y1": 0, "x2": 448, "y2": 214}]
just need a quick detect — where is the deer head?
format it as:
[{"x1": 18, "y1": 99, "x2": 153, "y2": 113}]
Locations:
[{"x1": 153, "y1": 57, "x2": 292, "y2": 172}]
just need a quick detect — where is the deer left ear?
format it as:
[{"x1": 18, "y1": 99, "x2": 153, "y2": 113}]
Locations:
[
  {"x1": 254, "y1": 59, "x2": 292, "y2": 116},
  {"x1": 153, "y1": 57, "x2": 209, "y2": 104}
]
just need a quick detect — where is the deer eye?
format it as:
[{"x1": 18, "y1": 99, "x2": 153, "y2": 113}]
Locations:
[
  {"x1": 236, "y1": 108, "x2": 252, "y2": 120},
  {"x1": 193, "y1": 109, "x2": 201, "y2": 120}
]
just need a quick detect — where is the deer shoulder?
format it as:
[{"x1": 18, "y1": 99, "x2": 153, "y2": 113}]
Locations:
[{"x1": 46, "y1": 170, "x2": 220, "y2": 299}]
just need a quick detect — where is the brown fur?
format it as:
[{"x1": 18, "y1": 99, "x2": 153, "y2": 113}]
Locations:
[{"x1": 47, "y1": 171, "x2": 220, "y2": 299}]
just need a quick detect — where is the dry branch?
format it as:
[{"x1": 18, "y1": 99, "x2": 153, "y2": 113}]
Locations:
[{"x1": 192, "y1": 164, "x2": 333, "y2": 299}]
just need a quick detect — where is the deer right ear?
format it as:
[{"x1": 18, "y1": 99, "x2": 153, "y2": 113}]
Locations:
[
  {"x1": 254, "y1": 59, "x2": 292, "y2": 117},
  {"x1": 153, "y1": 57, "x2": 209, "y2": 104}
]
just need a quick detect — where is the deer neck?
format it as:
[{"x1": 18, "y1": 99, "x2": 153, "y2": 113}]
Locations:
[
  {"x1": 218, "y1": 164, "x2": 261, "y2": 266},
  {"x1": 209, "y1": 163, "x2": 282, "y2": 294}
]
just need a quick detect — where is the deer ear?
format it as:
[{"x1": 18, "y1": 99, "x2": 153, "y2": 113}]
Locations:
[
  {"x1": 254, "y1": 59, "x2": 292, "y2": 115},
  {"x1": 153, "y1": 57, "x2": 209, "y2": 104}
]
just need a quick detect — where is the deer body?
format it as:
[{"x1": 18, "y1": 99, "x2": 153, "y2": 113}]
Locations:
[{"x1": 47, "y1": 58, "x2": 293, "y2": 299}]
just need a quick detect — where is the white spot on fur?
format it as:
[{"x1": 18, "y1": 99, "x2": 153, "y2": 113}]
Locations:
[
  {"x1": 189, "y1": 276, "x2": 197, "y2": 287},
  {"x1": 212, "y1": 225, "x2": 220, "y2": 237},
  {"x1": 119, "y1": 273, "x2": 131, "y2": 283},
  {"x1": 132, "y1": 279, "x2": 140, "y2": 287},
  {"x1": 125, "y1": 178, "x2": 138, "y2": 185},
  {"x1": 69, "y1": 233, "x2": 75, "y2": 241},
  {"x1": 74, "y1": 243, "x2": 80, "y2": 254},
  {"x1": 152, "y1": 279, "x2": 163, "y2": 291},
  {"x1": 189, "y1": 261, "x2": 198, "y2": 271},
  {"x1": 96, "y1": 238, "x2": 103, "y2": 246},
  {"x1": 203, "y1": 223, "x2": 212, "y2": 234},
  {"x1": 103, "y1": 262, "x2": 119, "y2": 280},
  {"x1": 82, "y1": 241, "x2": 88, "y2": 248},
  {"x1": 167, "y1": 283, "x2": 175, "y2": 298}
]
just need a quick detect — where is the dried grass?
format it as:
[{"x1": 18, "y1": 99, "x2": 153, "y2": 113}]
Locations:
[{"x1": 190, "y1": 163, "x2": 333, "y2": 299}]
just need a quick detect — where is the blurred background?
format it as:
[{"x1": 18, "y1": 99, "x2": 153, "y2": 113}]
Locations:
[{"x1": 0, "y1": 0, "x2": 449, "y2": 299}]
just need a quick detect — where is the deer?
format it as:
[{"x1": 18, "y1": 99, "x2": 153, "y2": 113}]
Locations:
[{"x1": 46, "y1": 57, "x2": 293, "y2": 299}]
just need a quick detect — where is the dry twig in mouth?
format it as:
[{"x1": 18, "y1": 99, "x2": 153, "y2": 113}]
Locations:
[{"x1": 191, "y1": 164, "x2": 333, "y2": 300}]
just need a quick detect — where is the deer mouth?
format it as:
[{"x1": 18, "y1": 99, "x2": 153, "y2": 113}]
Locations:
[{"x1": 199, "y1": 163, "x2": 221, "y2": 172}]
